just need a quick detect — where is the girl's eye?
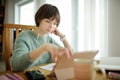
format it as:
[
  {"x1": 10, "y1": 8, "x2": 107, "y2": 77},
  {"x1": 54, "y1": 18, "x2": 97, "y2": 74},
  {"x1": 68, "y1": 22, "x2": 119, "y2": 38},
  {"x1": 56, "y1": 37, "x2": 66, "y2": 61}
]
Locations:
[
  {"x1": 45, "y1": 19, "x2": 57, "y2": 26},
  {"x1": 46, "y1": 20, "x2": 50, "y2": 23},
  {"x1": 53, "y1": 23, "x2": 57, "y2": 25}
]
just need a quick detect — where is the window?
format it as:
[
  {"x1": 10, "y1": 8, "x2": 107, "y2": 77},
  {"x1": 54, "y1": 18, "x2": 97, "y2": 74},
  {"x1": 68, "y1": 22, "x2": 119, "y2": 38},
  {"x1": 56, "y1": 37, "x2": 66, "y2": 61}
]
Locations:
[
  {"x1": 15, "y1": 0, "x2": 35, "y2": 25},
  {"x1": 77, "y1": 0, "x2": 108, "y2": 57},
  {"x1": 20, "y1": 2, "x2": 34, "y2": 25},
  {"x1": 45, "y1": 0, "x2": 72, "y2": 46}
]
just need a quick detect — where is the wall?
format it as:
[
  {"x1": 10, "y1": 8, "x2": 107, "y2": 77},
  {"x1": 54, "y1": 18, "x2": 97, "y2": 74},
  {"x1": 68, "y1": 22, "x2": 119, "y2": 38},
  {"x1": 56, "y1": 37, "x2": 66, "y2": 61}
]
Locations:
[
  {"x1": 4, "y1": 0, "x2": 16, "y2": 24},
  {"x1": 108, "y1": 0, "x2": 120, "y2": 56}
]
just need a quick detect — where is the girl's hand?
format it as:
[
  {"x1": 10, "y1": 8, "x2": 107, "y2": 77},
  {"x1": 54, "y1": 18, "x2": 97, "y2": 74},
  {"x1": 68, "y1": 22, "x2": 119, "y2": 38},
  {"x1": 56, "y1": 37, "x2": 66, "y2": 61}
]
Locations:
[
  {"x1": 55, "y1": 48, "x2": 73, "y2": 62},
  {"x1": 45, "y1": 43, "x2": 72, "y2": 62},
  {"x1": 52, "y1": 28, "x2": 64, "y2": 38}
]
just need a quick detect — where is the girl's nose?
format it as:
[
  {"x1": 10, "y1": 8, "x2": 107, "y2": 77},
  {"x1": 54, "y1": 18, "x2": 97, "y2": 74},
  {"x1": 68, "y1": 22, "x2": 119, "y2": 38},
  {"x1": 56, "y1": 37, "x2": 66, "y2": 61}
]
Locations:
[{"x1": 50, "y1": 23, "x2": 55, "y2": 28}]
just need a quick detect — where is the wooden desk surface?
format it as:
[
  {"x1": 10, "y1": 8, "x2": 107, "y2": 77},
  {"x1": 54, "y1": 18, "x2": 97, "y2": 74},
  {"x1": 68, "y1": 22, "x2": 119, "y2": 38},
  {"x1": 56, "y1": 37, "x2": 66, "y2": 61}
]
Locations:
[
  {"x1": 0, "y1": 65, "x2": 109, "y2": 80},
  {"x1": 31, "y1": 65, "x2": 109, "y2": 80}
]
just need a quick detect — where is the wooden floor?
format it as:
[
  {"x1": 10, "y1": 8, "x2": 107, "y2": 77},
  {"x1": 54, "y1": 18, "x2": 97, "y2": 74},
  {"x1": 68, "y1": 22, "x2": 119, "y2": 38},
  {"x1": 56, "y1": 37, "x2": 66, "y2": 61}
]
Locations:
[{"x1": 0, "y1": 56, "x2": 5, "y2": 72}]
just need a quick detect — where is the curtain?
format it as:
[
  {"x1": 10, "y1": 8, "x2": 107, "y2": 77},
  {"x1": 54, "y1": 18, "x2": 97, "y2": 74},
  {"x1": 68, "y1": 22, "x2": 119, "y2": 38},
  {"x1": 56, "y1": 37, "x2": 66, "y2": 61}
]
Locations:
[{"x1": 76, "y1": 0, "x2": 108, "y2": 58}]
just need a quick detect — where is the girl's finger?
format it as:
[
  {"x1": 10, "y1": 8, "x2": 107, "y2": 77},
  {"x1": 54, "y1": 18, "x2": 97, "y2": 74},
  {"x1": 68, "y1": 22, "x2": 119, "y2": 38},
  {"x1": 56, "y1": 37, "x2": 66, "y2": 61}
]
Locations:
[{"x1": 65, "y1": 49, "x2": 71, "y2": 59}]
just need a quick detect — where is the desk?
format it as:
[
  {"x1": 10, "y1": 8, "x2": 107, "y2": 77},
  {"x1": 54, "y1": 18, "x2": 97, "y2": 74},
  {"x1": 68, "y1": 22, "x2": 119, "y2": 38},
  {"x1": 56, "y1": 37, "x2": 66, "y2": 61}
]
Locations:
[
  {"x1": 0, "y1": 65, "x2": 109, "y2": 80},
  {"x1": 30, "y1": 65, "x2": 109, "y2": 80}
]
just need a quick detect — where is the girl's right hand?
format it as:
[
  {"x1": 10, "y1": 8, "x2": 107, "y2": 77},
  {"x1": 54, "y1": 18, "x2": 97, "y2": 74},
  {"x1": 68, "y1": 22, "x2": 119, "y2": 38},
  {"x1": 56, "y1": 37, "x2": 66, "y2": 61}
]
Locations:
[{"x1": 45, "y1": 43, "x2": 72, "y2": 62}]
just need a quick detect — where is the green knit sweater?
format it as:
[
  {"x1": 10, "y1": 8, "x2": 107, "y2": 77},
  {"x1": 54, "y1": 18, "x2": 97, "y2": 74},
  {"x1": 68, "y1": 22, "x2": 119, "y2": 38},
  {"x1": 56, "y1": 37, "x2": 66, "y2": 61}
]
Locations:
[{"x1": 10, "y1": 30, "x2": 61, "y2": 72}]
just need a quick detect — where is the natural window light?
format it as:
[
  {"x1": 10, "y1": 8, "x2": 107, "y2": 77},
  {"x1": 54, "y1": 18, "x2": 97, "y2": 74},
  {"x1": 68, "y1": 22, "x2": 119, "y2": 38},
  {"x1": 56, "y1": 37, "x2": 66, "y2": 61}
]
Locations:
[
  {"x1": 20, "y1": 1, "x2": 34, "y2": 25},
  {"x1": 45, "y1": 0, "x2": 72, "y2": 47},
  {"x1": 78, "y1": 0, "x2": 108, "y2": 58}
]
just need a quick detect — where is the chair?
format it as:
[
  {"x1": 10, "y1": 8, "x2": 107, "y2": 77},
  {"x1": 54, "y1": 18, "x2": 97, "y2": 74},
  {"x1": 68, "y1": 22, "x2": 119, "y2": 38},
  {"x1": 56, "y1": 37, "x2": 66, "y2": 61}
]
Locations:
[{"x1": 4, "y1": 24, "x2": 36, "y2": 71}]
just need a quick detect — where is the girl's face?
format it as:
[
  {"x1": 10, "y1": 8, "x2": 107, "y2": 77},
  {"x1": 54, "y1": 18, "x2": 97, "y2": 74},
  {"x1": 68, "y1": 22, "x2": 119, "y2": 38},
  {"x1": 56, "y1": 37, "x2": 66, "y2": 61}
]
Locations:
[{"x1": 38, "y1": 18, "x2": 57, "y2": 34}]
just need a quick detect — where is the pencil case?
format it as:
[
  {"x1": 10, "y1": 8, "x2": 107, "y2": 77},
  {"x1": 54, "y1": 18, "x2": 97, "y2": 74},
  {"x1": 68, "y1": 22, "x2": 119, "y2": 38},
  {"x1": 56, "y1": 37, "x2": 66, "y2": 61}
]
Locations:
[{"x1": 25, "y1": 70, "x2": 45, "y2": 80}]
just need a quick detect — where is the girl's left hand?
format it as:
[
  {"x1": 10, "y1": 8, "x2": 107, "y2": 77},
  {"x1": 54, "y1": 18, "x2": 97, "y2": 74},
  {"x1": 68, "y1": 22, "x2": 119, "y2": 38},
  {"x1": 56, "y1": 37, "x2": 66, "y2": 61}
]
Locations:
[{"x1": 52, "y1": 28, "x2": 64, "y2": 38}]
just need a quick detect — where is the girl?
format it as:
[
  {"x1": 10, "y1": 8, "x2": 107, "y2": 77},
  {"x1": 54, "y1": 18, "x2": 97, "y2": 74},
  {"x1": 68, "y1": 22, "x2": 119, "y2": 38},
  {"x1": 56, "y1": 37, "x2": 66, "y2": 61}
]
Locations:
[{"x1": 10, "y1": 4, "x2": 72, "y2": 72}]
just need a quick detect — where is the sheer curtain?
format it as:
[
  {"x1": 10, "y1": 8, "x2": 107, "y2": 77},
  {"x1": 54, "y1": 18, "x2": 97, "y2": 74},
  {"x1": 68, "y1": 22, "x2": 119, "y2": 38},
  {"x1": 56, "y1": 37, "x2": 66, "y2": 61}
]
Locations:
[{"x1": 76, "y1": 0, "x2": 108, "y2": 58}]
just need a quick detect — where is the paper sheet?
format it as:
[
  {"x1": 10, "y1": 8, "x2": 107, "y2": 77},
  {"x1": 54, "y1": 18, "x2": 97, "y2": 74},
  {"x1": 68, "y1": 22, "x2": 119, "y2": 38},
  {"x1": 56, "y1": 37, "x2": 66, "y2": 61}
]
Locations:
[{"x1": 40, "y1": 63, "x2": 56, "y2": 71}]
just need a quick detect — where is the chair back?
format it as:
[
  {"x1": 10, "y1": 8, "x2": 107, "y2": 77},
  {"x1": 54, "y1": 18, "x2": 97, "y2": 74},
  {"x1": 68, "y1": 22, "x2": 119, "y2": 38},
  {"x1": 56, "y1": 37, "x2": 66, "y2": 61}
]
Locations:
[{"x1": 4, "y1": 24, "x2": 36, "y2": 71}]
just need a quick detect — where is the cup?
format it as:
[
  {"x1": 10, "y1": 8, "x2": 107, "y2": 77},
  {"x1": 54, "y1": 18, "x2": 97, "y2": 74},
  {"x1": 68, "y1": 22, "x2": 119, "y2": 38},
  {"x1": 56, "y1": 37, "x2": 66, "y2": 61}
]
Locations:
[{"x1": 74, "y1": 58, "x2": 95, "y2": 80}]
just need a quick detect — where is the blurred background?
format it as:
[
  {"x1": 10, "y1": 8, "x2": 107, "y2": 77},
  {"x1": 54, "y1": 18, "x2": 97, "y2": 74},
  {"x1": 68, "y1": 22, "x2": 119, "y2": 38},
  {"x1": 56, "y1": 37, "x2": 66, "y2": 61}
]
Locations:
[{"x1": 0, "y1": 0, "x2": 120, "y2": 71}]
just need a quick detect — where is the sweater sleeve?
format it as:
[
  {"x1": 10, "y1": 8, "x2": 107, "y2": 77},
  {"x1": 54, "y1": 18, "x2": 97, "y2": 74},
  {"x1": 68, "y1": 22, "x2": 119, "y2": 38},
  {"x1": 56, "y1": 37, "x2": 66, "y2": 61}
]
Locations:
[{"x1": 10, "y1": 33, "x2": 33, "y2": 72}]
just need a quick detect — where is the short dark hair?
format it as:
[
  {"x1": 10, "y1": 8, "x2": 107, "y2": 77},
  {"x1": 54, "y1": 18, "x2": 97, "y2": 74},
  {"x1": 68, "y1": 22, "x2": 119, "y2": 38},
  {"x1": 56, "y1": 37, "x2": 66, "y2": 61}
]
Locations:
[{"x1": 35, "y1": 4, "x2": 60, "y2": 27}]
